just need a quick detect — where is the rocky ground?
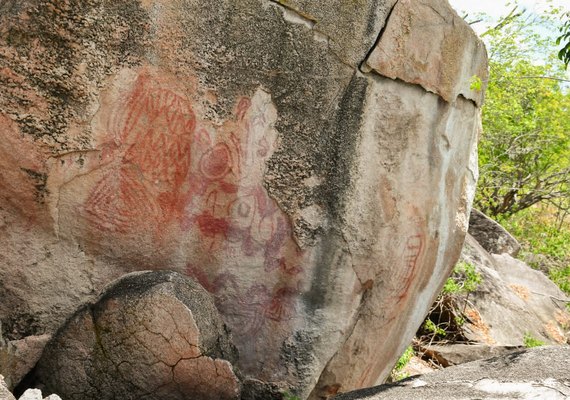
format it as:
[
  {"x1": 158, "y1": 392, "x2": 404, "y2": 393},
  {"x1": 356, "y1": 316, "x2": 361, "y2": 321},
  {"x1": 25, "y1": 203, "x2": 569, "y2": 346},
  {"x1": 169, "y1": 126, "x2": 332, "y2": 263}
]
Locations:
[
  {"x1": 1, "y1": 376, "x2": 60, "y2": 400},
  {"x1": 334, "y1": 346, "x2": 570, "y2": 400}
]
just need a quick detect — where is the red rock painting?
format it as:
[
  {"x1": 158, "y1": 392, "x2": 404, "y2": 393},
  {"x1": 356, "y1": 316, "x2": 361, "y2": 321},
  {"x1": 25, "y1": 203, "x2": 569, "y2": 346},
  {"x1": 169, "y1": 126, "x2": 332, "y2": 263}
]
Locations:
[
  {"x1": 181, "y1": 90, "x2": 304, "y2": 276},
  {"x1": 82, "y1": 71, "x2": 306, "y2": 366},
  {"x1": 395, "y1": 233, "x2": 425, "y2": 303},
  {"x1": 83, "y1": 165, "x2": 162, "y2": 234},
  {"x1": 185, "y1": 269, "x2": 298, "y2": 338},
  {"x1": 181, "y1": 90, "x2": 305, "y2": 344},
  {"x1": 83, "y1": 72, "x2": 195, "y2": 235}
]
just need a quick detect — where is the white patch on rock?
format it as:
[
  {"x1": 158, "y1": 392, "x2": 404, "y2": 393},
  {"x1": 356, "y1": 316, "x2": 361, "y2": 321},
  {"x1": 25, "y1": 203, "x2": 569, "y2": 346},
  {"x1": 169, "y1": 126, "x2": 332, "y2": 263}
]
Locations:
[
  {"x1": 473, "y1": 378, "x2": 569, "y2": 400},
  {"x1": 313, "y1": 31, "x2": 329, "y2": 44},
  {"x1": 410, "y1": 379, "x2": 428, "y2": 388},
  {"x1": 303, "y1": 175, "x2": 323, "y2": 188},
  {"x1": 282, "y1": 7, "x2": 315, "y2": 29},
  {"x1": 298, "y1": 205, "x2": 327, "y2": 232}
]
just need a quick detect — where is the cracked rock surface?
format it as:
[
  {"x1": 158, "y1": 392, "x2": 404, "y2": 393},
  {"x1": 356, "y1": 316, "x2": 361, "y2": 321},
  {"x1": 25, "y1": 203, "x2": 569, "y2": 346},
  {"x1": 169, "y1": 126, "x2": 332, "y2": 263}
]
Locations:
[
  {"x1": 1, "y1": 0, "x2": 487, "y2": 397},
  {"x1": 34, "y1": 271, "x2": 240, "y2": 400}
]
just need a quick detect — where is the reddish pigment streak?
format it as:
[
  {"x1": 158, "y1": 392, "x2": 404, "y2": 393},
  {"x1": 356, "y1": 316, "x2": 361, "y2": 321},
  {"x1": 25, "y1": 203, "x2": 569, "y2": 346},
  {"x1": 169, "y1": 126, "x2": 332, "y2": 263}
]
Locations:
[{"x1": 83, "y1": 73, "x2": 196, "y2": 235}]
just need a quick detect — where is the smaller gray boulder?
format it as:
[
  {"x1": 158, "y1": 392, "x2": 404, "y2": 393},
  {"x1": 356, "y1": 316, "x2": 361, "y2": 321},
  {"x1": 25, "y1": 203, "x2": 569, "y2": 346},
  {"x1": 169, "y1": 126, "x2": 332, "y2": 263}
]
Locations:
[
  {"x1": 419, "y1": 344, "x2": 524, "y2": 367},
  {"x1": 34, "y1": 271, "x2": 241, "y2": 400},
  {"x1": 334, "y1": 346, "x2": 570, "y2": 399},
  {"x1": 459, "y1": 234, "x2": 569, "y2": 347},
  {"x1": 468, "y1": 209, "x2": 521, "y2": 256}
]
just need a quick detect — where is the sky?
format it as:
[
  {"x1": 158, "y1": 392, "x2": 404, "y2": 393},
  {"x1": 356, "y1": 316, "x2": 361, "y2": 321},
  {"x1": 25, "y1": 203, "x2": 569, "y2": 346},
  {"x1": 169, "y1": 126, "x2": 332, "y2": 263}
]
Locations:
[
  {"x1": 448, "y1": 0, "x2": 570, "y2": 80},
  {"x1": 448, "y1": 0, "x2": 569, "y2": 19},
  {"x1": 448, "y1": 0, "x2": 570, "y2": 34}
]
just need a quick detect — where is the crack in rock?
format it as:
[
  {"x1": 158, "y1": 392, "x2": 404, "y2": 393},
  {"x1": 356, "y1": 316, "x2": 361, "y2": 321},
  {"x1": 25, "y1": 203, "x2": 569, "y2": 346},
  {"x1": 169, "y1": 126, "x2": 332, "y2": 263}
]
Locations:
[{"x1": 33, "y1": 271, "x2": 241, "y2": 400}]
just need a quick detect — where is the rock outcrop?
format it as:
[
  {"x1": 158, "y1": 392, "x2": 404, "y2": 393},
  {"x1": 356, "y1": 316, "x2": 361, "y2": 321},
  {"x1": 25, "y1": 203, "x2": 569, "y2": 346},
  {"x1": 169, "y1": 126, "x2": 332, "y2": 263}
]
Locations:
[
  {"x1": 0, "y1": 0, "x2": 487, "y2": 397},
  {"x1": 468, "y1": 209, "x2": 521, "y2": 256},
  {"x1": 34, "y1": 271, "x2": 240, "y2": 400},
  {"x1": 333, "y1": 346, "x2": 570, "y2": 400},
  {"x1": 459, "y1": 234, "x2": 569, "y2": 347}
]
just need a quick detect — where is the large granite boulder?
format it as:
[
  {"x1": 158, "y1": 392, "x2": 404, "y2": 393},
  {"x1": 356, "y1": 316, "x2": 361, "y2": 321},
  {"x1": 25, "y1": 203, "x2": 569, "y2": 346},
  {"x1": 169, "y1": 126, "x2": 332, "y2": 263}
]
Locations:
[
  {"x1": 34, "y1": 271, "x2": 240, "y2": 400},
  {"x1": 0, "y1": 0, "x2": 486, "y2": 397},
  {"x1": 333, "y1": 346, "x2": 570, "y2": 400}
]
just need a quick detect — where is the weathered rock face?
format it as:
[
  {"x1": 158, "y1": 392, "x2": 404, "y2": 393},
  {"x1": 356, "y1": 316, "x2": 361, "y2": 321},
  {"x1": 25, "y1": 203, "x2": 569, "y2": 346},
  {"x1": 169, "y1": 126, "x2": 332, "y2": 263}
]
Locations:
[
  {"x1": 468, "y1": 209, "x2": 521, "y2": 256},
  {"x1": 34, "y1": 271, "x2": 240, "y2": 400},
  {"x1": 460, "y1": 234, "x2": 569, "y2": 346},
  {"x1": 362, "y1": 0, "x2": 487, "y2": 106},
  {"x1": 333, "y1": 346, "x2": 570, "y2": 400},
  {"x1": 0, "y1": 0, "x2": 486, "y2": 397}
]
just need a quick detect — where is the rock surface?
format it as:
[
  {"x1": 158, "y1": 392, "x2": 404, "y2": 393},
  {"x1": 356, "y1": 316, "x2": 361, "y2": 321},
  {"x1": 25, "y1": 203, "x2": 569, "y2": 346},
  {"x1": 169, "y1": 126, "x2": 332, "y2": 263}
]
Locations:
[
  {"x1": 363, "y1": 0, "x2": 488, "y2": 105},
  {"x1": 468, "y1": 209, "x2": 521, "y2": 256},
  {"x1": 0, "y1": 0, "x2": 486, "y2": 396},
  {"x1": 34, "y1": 271, "x2": 240, "y2": 400},
  {"x1": 419, "y1": 344, "x2": 524, "y2": 367},
  {"x1": 333, "y1": 346, "x2": 570, "y2": 399},
  {"x1": 0, "y1": 334, "x2": 50, "y2": 390},
  {"x1": 459, "y1": 234, "x2": 570, "y2": 347},
  {"x1": 0, "y1": 375, "x2": 16, "y2": 400}
]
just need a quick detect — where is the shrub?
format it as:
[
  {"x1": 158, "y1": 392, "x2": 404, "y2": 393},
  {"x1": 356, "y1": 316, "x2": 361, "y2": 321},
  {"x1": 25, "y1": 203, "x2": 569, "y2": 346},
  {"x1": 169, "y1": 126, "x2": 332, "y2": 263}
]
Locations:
[
  {"x1": 500, "y1": 205, "x2": 570, "y2": 298},
  {"x1": 523, "y1": 332, "x2": 545, "y2": 348},
  {"x1": 389, "y1": 345, "x2": 414, "y2": 382},
  {"x1": 417, "y1": 261, "x2": 482, "y2": 345}
]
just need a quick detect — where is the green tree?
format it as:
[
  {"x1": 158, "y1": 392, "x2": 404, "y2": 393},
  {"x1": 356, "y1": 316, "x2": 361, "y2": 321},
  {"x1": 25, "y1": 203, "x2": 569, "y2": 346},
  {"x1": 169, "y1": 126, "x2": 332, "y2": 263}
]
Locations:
[
  {"x1": 557, "y1": 12, "x2": 570, "y2": 67},
  {"x1": 475, "y1": 7, "x2": 570, "y2": 218}
]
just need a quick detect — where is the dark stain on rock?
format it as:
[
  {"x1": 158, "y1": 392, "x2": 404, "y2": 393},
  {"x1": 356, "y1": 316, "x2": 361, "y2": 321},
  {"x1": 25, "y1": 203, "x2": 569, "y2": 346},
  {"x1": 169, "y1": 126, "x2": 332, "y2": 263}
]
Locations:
[
  {"x1": 280, "y1": 329, "x2": 319, "y2": 396},
  {"x1": 1, "y1": 310, "x2": 44, "y2": 341},
  {"x1": 302, "y1": 233, "x2": 352, "y2": 314},
  {"x1": 240, "y1": 379, "x2": 285, "y2": 400},
  {"x1": 318, "y1": 73, "x2": 369, "y2": 224},
  {"x1": 21, "y1": 168, "x2": 48, "y2": 204},
  {"x1": 0, "y1": 0, "x2": 150, "y2": 150}
]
